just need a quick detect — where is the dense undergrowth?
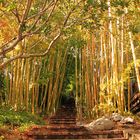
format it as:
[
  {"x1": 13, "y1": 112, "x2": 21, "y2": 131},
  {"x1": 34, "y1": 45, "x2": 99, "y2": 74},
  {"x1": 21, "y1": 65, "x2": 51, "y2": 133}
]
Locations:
[{"x1": 0, "y1": 107, "x2": 45, "y2": 131}]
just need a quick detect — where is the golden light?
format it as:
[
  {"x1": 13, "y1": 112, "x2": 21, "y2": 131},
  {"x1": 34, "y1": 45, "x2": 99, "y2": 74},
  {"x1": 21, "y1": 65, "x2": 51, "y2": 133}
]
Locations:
[{"x1": 15, "y1": 45, "x2": 20, "y2": 51}]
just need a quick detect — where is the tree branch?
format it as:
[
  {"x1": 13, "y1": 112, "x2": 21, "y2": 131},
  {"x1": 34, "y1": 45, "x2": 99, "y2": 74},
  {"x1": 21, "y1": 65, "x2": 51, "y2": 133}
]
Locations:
[
  {"x1": 0, "y1": 0, "x2": 57, "y2": 56},
  {"x1": 0, "y1": 0, "x2": 32, "y2": 56},
  {"x1": 21, "y1": 0, "x2": 32, "y2": 22},
  {"x1": 0, "y1": 0, "x2": 84, "y2": 69},
  {"x1": 25, "y1": 1, "x2": 54, "y2": 22},
  {"x1": 27, "y1": 0, "x2": 58, "y2": 35},
  {"x1": 12, "y1": 8, "x2": 21, "y2": 23}
]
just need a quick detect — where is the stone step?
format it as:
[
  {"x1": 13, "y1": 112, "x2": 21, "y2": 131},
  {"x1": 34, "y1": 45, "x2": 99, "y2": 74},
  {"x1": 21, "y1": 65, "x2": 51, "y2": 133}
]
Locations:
[
  {"x1": 50, "y1": 118, "x2": 76, "y2": 121},
  {"x1": 49, "y1": 120, "x2": 76, "y2": 124},
  {"x1": 46, "y1": 125, "x2": 85, "y2": 131},
  {"x1": 37, "y1": 126, "x2": 123, "y2": 135},
  {"x1": 35, "y1": 138, "x2": 128, "y2": 140},
  {"x1": 27, "y1": 106, "x2": 127, "y2": 140},
  {"x1": 56, "y1": 109, "x2": 75, "y2": 111},
  {"x1": 49, "y1": 121, "x2": 76, "y2": 125},
  {"x1": 56, "y1": 110, "x2": 76, "y2": 112},
  {"x1": 54, "y1": 113, "x2": 76, "y2": 116},
  {"x1": 28, "y1": 130, "x2": 123, "y2": 139},
  {"x1": 50, "y1": 117, "x2": 76, "y2": 119},
  {"x1": 46, "y1": 124, "x2": 78, "y2": 128},
  {"x1": 33, "y1": 129, "x2": 123, "y2": 135},
  {"x1": 31, "y1": 134, "x2": 126, "y2": 139}
]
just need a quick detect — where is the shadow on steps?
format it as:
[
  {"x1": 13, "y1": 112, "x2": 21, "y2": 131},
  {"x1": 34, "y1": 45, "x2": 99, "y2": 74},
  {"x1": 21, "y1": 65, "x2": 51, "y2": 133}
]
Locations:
[{"x1": 24, "y1": 97, "x2": 127, "y2": 139}]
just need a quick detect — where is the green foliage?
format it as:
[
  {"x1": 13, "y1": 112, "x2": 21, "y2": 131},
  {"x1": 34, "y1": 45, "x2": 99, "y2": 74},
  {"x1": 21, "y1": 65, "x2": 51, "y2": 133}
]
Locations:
[
  {"x1": 0, "y1": 0, "x2": 4, "y2": 3},
  {"x1": 6, "y1": 2, "x2": 17, "y2": 12},
  {"x1": 41, "y1": 25, "x2": 52, "y2": 36},
  {"x1": 0, "y1": 71, "x2": 6, "y2": 102},
  {"x1": 111, "y1": 0, "x2": 130, "y2": 7},
  {"x1": 67, "y1": 37, "x2": 86, "y2": 49},
  {"x1": 0, "y1": 107, "x2": 45, "y2": 130},
  {"x1": 61, "y1": 52, "x2": 76, "y2": 96},
  {"x1": 116, "y1": 9, "x2": 125, "y2": 16},
  {"x1": 65, "y1": 76, "x2": 75, "y2": 94},
  {"x1": 0, "y1": 71, "x2": 5, "y2": 89},
  {"x1": 38, "y1": 57, "x2": 56, "y2": 85},
  {"x1": 130, "y1": 24, "x2": 140, "y2": 34},
  {"x1": 83, "y1": 1, "x2": 107, "y2": 31},
  {"x1": 87, "y1": 0, "x2": 94, "y2": 5},
  {"x1": 98, "y1": 103, "x2": 117, "y2": 116},
  {"x1": 38, "y1": 71, "x2": 54, "y2": 84}
]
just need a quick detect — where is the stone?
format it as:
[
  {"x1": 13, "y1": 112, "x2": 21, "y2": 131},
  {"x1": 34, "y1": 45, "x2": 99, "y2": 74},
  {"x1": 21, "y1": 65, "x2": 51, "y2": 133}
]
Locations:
[
  {"x1": 85, "y1": 117, "x2": 115, "y2": 131},
  {"x1": 120, "y1": 117, "x2": 135, "y2": 124},
  {"x1": 111, "y1": 113, "x2": 123, "y2": 122}
]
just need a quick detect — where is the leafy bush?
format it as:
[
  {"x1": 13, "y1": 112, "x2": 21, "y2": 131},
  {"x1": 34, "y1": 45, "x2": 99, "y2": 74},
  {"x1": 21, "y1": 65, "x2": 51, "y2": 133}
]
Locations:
[{"x1": 0, "y1": 107, "x2": 45, "y2": 131}]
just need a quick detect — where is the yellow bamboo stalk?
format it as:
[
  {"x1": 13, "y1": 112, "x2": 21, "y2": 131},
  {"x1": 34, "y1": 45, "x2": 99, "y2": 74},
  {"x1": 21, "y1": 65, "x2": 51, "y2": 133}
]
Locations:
[
  {"x1": 120, "y1": 16, "x2": 124, "y2": 112},
  {"x1": 25, "y1": 58, "x2": 30, "y2": 111}
]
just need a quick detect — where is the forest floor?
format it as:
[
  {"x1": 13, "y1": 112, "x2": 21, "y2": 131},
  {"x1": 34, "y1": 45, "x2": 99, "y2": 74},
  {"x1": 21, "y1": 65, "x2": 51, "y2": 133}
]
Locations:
[
  {"x1": 0, "y1": 119, "x2": 48, "y2": 140},
  {"x1": 0, "y1": 107, "x2": 46, "y2": 140}
]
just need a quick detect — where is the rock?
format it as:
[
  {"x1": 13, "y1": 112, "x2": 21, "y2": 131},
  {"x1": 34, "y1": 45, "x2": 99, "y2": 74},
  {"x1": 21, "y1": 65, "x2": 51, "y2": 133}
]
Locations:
[
  {"x1": 76, "y1": 121, "x2": 83, "y2": 126},
  {"x1": 120, "y1": 117, "x2": 135, "y2": 124},
  {"x1": 111, "y1": 113, "x2": 123, "y2": 122},
  {"x1": 85, "y1": 117, "x2": 115, "y2": 131}
]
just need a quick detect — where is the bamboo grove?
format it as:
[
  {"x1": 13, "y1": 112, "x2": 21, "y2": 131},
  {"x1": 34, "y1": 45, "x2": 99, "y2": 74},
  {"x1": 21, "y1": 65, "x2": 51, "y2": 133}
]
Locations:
[{"x1": 0, "y1": 0, "x2": 140, "y2": 119}]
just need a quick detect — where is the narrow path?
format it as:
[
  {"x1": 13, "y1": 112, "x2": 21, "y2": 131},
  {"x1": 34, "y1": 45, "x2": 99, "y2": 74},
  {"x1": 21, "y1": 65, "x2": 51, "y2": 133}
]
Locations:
[{"x1": 25, "y1": 104, "x2": 128, "y2": 140}]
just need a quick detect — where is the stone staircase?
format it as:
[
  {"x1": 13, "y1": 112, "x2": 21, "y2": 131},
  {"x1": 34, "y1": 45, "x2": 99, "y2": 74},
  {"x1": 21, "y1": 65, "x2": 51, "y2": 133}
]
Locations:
[{"x1": 26, "y1": 105, "x2": 128, "y2": 140}]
